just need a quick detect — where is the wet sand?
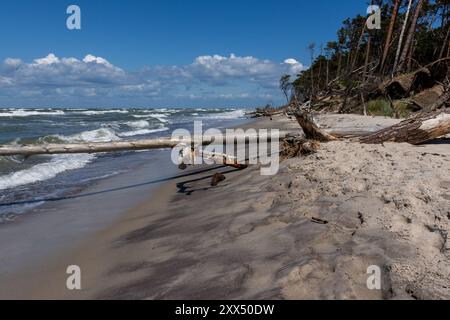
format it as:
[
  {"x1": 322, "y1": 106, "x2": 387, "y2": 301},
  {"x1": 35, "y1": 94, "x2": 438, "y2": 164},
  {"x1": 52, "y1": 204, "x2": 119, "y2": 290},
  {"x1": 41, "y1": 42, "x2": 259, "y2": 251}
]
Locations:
[{"x1": 1, "y1": 114, "x2": 449, "y2": 300}]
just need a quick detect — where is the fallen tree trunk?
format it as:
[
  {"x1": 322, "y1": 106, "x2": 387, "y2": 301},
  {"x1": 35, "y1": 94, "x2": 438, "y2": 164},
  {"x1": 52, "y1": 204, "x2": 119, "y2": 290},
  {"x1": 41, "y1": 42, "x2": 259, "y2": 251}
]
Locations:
[
  {"x1": 384, "y1": 72, "x2": 415, "y2": 98},
  {"x1": 427, "y1": 89, "x2": 450, "y2": 111},
  {"x1": 359, "y1": 110, "x2": 450, "y2": 144},
  {"x1": 412, "y1": 84, "x2": 445, "y2": 111},
  {"x1": 294, "y1": 110, "x2": 450, "y2": 145},
  {"x1": 294, "y1": 112, "x2": 338, "y2": 142},
  {"x1": 0, "y1": 133, "x2": 290, "y2": 157}
]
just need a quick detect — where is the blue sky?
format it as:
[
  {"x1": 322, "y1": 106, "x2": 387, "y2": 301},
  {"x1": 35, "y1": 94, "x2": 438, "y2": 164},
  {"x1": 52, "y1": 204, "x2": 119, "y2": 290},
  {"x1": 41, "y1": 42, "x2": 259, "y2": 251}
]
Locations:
[{"x1": 0, "y1": 0, "x2": 367, "y2": 108}]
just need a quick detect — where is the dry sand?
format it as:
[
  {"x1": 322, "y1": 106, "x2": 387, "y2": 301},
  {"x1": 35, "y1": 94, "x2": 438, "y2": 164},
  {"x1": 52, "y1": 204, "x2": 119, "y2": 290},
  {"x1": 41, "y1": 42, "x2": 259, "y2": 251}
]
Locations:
[{"x1": 2, "y1": 114, "x2": 449, "y2": 300}]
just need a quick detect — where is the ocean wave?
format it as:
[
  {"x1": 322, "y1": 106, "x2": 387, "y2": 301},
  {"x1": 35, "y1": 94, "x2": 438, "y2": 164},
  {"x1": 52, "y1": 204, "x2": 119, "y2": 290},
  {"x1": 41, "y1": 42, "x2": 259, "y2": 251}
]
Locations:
[
  {"x1": 0, "y1": 107, "x2": 248, "y2": 194},
  {"x1": 147, "y1": 113, "x2": 169, "y2": 123},
  {"x1": 201, "y1": 109, "x2": 246, "y2": 120},
  {"x1": 56, "y1": 128, "x2": 121, "y2": 143},
  {"x1": 124, "y1": 120, "x2": 151, "y2": 129},
  {"x1": 0, "y1": 154, "x2": 94, "y2": 191},
  {"x1": 118, "y1": 127, "x2": 169, "y2": 137},
  {"x1": 131, "y1": 114, "x2": 152, "y2": 119},
  {"x1": 0, "y1": 109, "x2": 65, "y2": 117},
  {"x1": 74, "y1": 110, "x2": 129, "y2": 115}
]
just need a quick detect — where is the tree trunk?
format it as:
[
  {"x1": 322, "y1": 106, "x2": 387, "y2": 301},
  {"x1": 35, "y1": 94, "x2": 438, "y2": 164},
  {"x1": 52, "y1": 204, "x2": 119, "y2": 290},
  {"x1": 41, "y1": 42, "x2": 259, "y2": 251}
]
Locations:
[
  {"x1": 398, "y1": 0, "x2": 424, "y2": 71},
  {"x1": 359, "y1": 110, "x2": 450, "y2": 144},
  {"x1": 381, "y1": 0, "x2": 401, "y2": 73},
  {"x1": 326, "y1": 58, "x2": 330, "y2": 86},
  {"x1": 294, "y1": 112, "x2": 338, "y2": 142},
  {"x1": 363, "y1": 32, "x2": 372, "y2": 83},
  {"x1": 0, "y1": 133, "x2": 288, "y2": 157},
  {"x1": 393, "y1": 0, "x2": 414, "y2": 76},
  {"x1": 412, "y1": 84, "x2": 446, "y2": 111},
  {"x1": 294, "y1": 110, "x2": 450, "y2": 145},
  {"x1": 351, "y1": 24, "x2": 367, "y2": 71},
  {"x1": 337, "y1": 51, "x2": 342, "y2": 76}
]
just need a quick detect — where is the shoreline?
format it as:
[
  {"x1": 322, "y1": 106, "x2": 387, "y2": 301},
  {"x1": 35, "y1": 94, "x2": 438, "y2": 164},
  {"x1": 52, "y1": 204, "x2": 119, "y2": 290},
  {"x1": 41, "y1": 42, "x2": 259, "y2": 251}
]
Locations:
[
  {"x1": 1, "y1": 114, "x2": 449, "y2": 299},
  {"x1": 0, "y1": 117, "x2": 256, "y2": 298}
]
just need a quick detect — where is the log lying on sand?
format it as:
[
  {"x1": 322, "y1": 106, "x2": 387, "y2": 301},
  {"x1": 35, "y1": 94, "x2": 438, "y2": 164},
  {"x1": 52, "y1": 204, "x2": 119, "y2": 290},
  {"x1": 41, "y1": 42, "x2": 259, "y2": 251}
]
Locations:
[
  {"x1": 359, "y1": 110, "x2": 450, "y2": 144},
  {"x1": 0, "y1": 132, "x2": 291, "y2": 157},
  {"x1": 294, "y1": 110, "x2": 450, "y2": 145}
]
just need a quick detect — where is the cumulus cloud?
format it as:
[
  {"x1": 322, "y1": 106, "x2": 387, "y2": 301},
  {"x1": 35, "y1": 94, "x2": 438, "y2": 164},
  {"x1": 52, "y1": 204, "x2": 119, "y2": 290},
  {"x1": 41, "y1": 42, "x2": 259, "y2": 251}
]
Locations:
[
  {"x1": 190, "y1": 54, "x2": 277, "y2": 79},
  {"x1": 4, "y1": 58, "x2": 22, "y2": 67},
  {"x1": 34, "y1": 53, "x2": 60, "y2": 65},
  {"x1": 0, "y1": 53, "x2": 306, "y2": 106},
  {"x1": 283, "y1": 58, "x2": 305, "y2": 74}
]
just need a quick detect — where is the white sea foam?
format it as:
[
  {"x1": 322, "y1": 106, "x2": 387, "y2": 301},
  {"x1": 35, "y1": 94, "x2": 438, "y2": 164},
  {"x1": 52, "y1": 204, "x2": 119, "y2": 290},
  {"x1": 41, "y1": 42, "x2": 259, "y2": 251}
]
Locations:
[
  {"x1": 147, "y1": 113, "x2": 169, "y2": 123},
  {"x1": 118, "y1": 127, "x2": 169, "y2": 137},
  {"x1": 202, "y1": 109, "x2": 246, "y2": 120},
  {"x1": 75, "y1": 110, "x2": 129, "y2": 115},
  {"x1": 0, "y1": 127, "x2": 124, "y2": 190},
  {"x1": 131, "y1": 114, "x2": 152, "y2": 119},
  {"x1": 0, "y1": 109, "x2": 65, "y2": 117},
  {"x1": 124, "y1": 120, "x2": 151, "y2": 129},
  {"x1": 0, "y1": 107, "x2": 246, "y2": 192},
  {"x1": 57, "y1": 128, "x2": 121, "y2": 143},
  {"x1": 0, "y1": 154, "x2": 94, "y2": 190}
]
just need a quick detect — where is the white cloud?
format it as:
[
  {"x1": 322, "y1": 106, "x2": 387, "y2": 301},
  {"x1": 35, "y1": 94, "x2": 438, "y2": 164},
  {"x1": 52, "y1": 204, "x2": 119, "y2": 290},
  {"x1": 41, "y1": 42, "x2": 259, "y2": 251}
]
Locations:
[
  {"x1": 0, "y1": 53, "x2": 305, "y2": 106},
  {"x1": 283, "y1": 58, "x2": 305, "y2": 75},
  {"x1": 34, "y1": 53, "x2": 60, "y2": 65},
  {"x1": 190, "y1": 54, "x2": 278, "y2": 80},
  {"x1": 4, "y1": 58, "x2": 22, "y2": 67},
  {"x1": 0, "y1": 76, "x2": 13, "y2": 87},
  {"x1": 83, "y1": 54, "x2": 114, "y2": 67}
]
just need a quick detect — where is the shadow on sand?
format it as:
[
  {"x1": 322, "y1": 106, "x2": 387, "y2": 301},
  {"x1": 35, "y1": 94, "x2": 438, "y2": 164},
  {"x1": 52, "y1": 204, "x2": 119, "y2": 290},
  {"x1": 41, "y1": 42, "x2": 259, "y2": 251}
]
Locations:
[{"x1": 0, "y1": 165, "x2": 243, "y2": 207}]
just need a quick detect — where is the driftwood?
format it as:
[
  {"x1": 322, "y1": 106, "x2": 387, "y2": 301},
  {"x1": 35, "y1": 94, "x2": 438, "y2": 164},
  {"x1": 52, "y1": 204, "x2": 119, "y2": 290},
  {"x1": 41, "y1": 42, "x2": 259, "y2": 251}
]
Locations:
[
  {"x1": 0, "y1": 133, "x2": 290, "y2": 157},
  {"x1": 428, "y1": 90, "x2": 450, "y2": 111},
  {"x1": 280, "y1": 136, "x2": 320, "y2": 160},
  {"x1": 294, "y1": 110, "x2": 450, "y2": 145},
  {"x1": 385, "y1": 72, "x2": 415, "y2": 98},
  {"x1": 383, "y1": 60, "x2": 449, "y2": 100},
  {"x1": 359, "y1": 110, "x2": 450, "y2": 144},
  {"x1": 412, "y1": 84, "x2": 446, "y2": 111},
  {"x1": 294, "y1": 112, "x2": 338, "y2": 142}
]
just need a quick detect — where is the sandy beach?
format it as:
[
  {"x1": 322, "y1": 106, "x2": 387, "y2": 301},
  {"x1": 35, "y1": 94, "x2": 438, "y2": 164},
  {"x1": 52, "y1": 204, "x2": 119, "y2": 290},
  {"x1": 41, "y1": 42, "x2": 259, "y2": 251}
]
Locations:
[{"x1": 1, "y1": 114, "x2": 449, "y2": 300}]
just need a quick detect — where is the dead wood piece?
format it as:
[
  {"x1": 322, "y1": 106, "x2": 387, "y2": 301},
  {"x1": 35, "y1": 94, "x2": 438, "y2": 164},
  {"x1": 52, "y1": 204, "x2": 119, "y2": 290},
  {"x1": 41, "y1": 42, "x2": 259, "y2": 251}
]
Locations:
[
  {"x1": 412, "y1": 84, "x2": 445, "y2": 111},
  {"x1": 211, "y1": 173, "x2": 226, "y2": 186},
  {"x1": 311, "y1": 217, "x2": 329, "y2": 225},
  {"x1": 429, "y1": 61, "x2": 449, "y2": 83},
  {"x1": 294, "y1": 112, "x2": 338, "y2": 142},
  {"x1": 411, "y1": 67, "x2": 434, "y2": 92},
  {"x1": 293, "y1": 109, "x2": 450, "y2": 146},
  {"x1": 428, "y1": 90, "x2": 450, "y2": 111},
  {"x1": 0, "y1": 132, "x2": 291, "y2": 157},
  {"x1": 359, "y1": 110, "x2": 450, "y2": 145},
  {"x1": 281, "y1": 137, "x2": 320, "y2": 159},
  {"x1": 385, "y1": 73, "x2": 415, "y2": 98}
]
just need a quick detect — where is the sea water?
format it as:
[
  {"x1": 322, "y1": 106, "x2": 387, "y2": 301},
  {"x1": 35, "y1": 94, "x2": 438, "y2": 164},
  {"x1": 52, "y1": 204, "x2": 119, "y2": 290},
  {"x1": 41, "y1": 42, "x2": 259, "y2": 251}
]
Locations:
[{"x1": 0, "y1": 107, "x2": 249, "y2": 222}]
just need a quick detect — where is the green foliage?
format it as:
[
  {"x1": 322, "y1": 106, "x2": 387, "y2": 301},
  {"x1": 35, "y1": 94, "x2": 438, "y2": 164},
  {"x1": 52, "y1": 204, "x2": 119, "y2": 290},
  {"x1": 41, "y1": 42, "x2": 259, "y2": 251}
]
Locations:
[
  {"x1": 393, "y1": 100, "x2": 414, "y2": 118},
  {"x1": 367, "y1": 99, "x2": 394, "y2": 117}
]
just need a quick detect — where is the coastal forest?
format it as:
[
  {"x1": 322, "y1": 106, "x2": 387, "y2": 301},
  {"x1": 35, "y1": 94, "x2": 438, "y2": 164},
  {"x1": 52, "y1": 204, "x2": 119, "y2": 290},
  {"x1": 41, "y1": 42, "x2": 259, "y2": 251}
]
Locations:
[{"x1": 279, "y1": 0, "x2": 449, "y2": 117}]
